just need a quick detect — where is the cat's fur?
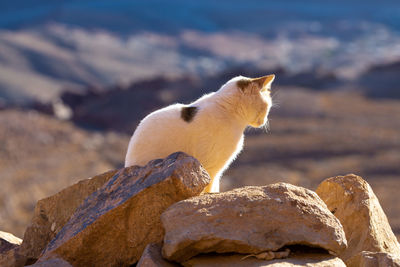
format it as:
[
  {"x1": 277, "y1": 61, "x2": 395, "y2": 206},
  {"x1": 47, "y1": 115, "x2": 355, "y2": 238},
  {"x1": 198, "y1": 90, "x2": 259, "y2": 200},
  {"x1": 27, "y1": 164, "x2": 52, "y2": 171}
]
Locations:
[{"x1": 125, "y1": 74, "x2": 275, "y2": 193}]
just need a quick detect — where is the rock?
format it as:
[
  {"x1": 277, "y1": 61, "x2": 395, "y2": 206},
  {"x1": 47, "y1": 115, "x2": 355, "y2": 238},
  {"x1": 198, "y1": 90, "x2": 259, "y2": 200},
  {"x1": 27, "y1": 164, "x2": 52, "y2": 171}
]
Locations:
[
  {"x1": 182, "y1": 252, "x2": 346, "y2": 267},
  {"x1": 162, "y1": 183, "x2": 347, "y2": 262},
  {"x1": 0, "y1": 247, "x2": 25, "y2": 267},
  {"x1": 240, "y1": 249, "x2": 290, "y2": 261},
  {"x1": 316, "y1": 174, "x2": 400, "y2": 261},
  {"x1": 26, "y1": 257, "x2": 73, "y2": 267},
  {"x1": 0, "y1": 231, "x2": 23, "y2": 267},
  {"x1": 19, "y1": 169, "x2": 118, "y2": 264},
  {"x1": 346, "y1": 251, "x2": 400, "y2": 267},
  {"x1": 137, "y1": 243, "x2": 179, "y2": 267},
  {"x1": 38, "y1": 152, "x2": 210, "y2": 266},
  {"x1": 0, "y1": 231, "x2": 22, "y2": 254}
]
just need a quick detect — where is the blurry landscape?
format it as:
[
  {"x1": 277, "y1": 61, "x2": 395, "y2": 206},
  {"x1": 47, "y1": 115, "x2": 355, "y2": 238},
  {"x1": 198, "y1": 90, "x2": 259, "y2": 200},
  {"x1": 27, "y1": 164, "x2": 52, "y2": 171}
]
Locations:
[{"x1": 0, "y1": 0, "x2": 399, "y2": 241}]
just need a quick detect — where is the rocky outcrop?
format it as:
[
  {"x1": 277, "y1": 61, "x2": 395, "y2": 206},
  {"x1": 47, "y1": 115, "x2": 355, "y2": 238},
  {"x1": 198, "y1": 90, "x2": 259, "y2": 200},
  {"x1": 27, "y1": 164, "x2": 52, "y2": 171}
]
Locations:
[
  {"x1": 3, "y1": 150, "x2": 398, "y2": 267},
  {"x1": 19, "y1": 169, "x2": 118, "y2": 264},
  {"x1": 316, "y1": 174, "x2": 400, "y2": 263},
  {"x1": 161, "y1": 183, "x2": 347, "y2": 262},
  {"x1": 137, "y1": 243, "x2": 179, "y2": 267},
  {"x1": 347, "y1": 251, "x2": 400, "y2": 267},
  {"x1": 38, "y1": 152, "x2": 210, "y2": 266}
]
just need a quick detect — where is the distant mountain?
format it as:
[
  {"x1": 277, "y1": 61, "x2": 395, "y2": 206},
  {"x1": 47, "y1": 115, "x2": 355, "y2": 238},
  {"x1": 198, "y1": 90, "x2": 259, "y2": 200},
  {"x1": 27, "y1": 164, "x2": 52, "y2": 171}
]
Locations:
[
  {"x1": 358, "y1": 61, "x2": 400, "y2": 99},
  {"x1": 1, "y1": 24, "x2": 400, "y2": 106},
  {"x1": 1, "y1": 1, "x2": 400, "y2": 106}
]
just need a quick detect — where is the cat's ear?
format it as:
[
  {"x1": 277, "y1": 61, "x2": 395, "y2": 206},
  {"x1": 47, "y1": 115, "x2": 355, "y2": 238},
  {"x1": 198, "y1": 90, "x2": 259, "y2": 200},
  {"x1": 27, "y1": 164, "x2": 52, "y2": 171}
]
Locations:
[{"x1": 251, "y1": 74, "x2": 275, "y2": 89}]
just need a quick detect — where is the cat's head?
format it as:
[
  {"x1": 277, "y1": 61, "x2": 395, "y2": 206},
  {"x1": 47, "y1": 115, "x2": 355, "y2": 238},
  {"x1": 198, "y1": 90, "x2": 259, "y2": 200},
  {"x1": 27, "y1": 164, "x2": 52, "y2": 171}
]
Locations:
[{"x1": 220, "y1": 74, "x2": 275, "y2": 128}]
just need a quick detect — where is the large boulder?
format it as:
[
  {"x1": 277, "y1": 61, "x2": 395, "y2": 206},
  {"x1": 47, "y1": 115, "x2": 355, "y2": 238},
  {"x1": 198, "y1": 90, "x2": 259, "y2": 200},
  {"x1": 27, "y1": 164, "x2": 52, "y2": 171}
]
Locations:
[
  {"x1": 38, "y1": 152, "x2": 210, "y2": 266},
  {"x1": 19, "y1": 169, "x2": 117, "y2": 264},
  {"x1": 316, "y1": 174, "x2": 400, "y2": 262},
  {"x1": 161, "y1": 183, "x2": 347, "y2": 262},
  {"x1": 347, "y1": 251, "x2": 400, "y2": 267}
]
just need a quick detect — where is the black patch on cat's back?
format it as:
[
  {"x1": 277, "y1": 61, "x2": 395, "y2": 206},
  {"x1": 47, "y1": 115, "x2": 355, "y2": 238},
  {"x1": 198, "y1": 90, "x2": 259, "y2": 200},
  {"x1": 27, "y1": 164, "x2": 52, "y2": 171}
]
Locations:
[{"x1": 181, "y1": 106, "x2": 198, "y2": 123}]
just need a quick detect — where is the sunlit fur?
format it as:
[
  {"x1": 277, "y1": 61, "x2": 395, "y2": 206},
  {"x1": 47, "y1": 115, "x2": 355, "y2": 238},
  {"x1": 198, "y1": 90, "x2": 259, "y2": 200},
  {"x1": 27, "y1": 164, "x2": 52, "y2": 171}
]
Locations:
[{"x1": 125, "y1": 75, "x2": 275, "y2": 193}]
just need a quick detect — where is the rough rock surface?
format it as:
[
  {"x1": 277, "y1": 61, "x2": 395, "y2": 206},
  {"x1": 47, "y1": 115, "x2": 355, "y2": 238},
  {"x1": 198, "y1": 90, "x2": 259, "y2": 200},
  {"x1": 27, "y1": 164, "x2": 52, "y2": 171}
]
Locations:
[
  {"x1": 162, "y1": 183, "x2": 347, "y2": 262},
  {"x1": 38, "y1": 152, "x2": 210, "y2": 266},
  {"x1": 19, "y1": 169, "x2": 117, "y2": 264},
  {"x1": 0, "y1": 247, "x2": 24, "y2": 267},
  {"x1": 26, "y1": 257, "x2": 73, "y2": 267},
  {"x1": 137, "y1": 243, "x2": 179, "y2": 267},
  {"x1": 316, "y1": 174, "x2": 400, "y2": 261},
  {"x1": 0, "y1": 231, "x2": 22, "y2": 254},
  {"x1": 182, "y1": 252, "x2": 346, "y2": 267},
  {"x1": 347, "y1": 251, "x2": 400, "y2": 267}
]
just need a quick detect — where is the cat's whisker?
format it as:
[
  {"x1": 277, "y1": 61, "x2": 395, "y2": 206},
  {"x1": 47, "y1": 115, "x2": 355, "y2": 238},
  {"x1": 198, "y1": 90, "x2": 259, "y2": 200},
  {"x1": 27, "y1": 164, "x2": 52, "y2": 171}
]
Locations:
[
  {"x1": 272, "y1": 87, "x2": 280, "y2": 96},
  {"x1": 270, "y1": 103, "x2": 279, "y2": 113},
  {"x1": 272, "y1": 102, "x2": 281, "y2": 108},
  {"x1": 271, "y1": 93, "x2": 281, "y2": 108},
  {"x1": 261, "y1": 120, "x2": 270, "y2": 133},
  {"x1": 271, "y1": 91, "x2": 280, "y2": 100}
]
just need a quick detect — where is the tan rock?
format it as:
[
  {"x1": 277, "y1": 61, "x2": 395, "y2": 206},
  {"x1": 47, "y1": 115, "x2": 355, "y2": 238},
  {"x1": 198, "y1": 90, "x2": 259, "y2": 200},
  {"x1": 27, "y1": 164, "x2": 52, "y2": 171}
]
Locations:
[
  {"x1": 347, "y1": 251, "x2": 400, "y2": 267},
  {"x1": 162, "y1": 183, "x2": 347, "y2": 262},
  {"x1": 137, "y1": 243, "x2": 179, "y2": 267},
  {"x1": 241, "y1": 249, "x2": 290, "y2": 261},
  {"x1": 19, "y1": 169, "x2": 117, "y2": 264},
  {"x1": 182, "y1": 252, "x2": 346, "y2": 267},
  {"x1": 0, "y1": 231, "x2": 22, "y2": 254},
  {"x1": 316, "y1": 174, "x2": 400, "y2": 261},
  {"x1": 39, "y1": 152, "x2": 210, "y2": 266}
]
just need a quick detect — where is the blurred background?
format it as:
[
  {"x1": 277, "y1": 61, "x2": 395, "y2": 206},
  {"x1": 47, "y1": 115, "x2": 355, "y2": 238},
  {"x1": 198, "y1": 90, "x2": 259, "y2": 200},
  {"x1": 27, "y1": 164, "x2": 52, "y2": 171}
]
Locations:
[{"x1": 0, "y1": 0, "x2": 399, "y2": 240}]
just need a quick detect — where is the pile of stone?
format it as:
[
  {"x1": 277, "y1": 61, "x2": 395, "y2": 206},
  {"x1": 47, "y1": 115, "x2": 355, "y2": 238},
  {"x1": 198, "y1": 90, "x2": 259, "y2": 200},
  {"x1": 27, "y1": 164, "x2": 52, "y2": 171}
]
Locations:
[{"x1": 1, "y1": 152, "x2": 399, "y2": 266}]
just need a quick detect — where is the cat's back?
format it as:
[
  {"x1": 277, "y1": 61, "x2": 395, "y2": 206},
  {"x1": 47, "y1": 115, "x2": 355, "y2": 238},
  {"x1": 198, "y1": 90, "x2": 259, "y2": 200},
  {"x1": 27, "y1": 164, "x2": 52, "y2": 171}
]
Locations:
[
  {"x1": 142, "y1": 103, "x2": 182, "y2": 122},
  {"x1": 134, "y1": 103, "x2": 189, "y2": 135},
  {"x1": 125, "y1": 103, "x2": 192, "y2": 166}
]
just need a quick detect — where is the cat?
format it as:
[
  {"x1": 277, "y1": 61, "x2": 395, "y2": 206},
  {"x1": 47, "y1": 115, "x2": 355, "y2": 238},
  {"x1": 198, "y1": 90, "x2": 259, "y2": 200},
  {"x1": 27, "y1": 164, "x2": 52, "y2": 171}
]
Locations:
[{"x1": 125, "y1": 74, "x2": 275, "y2": 193}]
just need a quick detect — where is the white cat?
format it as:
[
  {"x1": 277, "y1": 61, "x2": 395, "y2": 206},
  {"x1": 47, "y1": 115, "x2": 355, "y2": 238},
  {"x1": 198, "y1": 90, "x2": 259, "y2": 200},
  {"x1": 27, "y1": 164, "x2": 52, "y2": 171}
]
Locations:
[{"x1": 125, "y1": 74, "x2": 275, "y2": 193}]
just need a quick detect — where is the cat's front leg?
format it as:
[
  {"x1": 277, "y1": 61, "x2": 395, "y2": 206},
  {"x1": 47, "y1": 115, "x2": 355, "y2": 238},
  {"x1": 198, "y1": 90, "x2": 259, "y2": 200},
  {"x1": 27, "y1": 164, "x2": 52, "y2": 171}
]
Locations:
[
  {"x1": 201, "y1": 183, "x2": 213, "y2": 194},
  {"x1": 201, "y1": 174, "x2": 220, "y2": 194},
  {"x1": 210, "y1": 176, "x2": 220, "y2": 192}
]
